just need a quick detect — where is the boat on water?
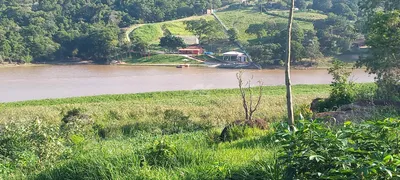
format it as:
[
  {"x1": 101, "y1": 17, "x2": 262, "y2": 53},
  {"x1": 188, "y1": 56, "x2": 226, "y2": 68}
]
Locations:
[{"x1": 176, "y1": 64, "x2": 190, "y2": 68}]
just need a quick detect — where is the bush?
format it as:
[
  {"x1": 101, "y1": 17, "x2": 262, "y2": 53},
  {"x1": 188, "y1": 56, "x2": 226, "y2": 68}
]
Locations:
[
  {"x1": 327, "y1": 60, "x2": 356, "y2": 107},
  {"x1": 294, "y1": 104, "x2": 313, "y2": 120},
  {"x1": 313, "y1": 60, "x2": 357, "y2": 112},
  {"x1": 143, "y1": 139, "x2": 177, "y2": 167},
  {"x1": 0, "y1": 120, "x2": 64, "y2": 174},
  {"x1": 275, "y1": 118, "x2": 400, "y2": 179}
]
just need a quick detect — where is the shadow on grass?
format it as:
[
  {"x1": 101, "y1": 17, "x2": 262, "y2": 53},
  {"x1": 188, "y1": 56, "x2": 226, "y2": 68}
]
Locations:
[{"x1": 225, "y1": 132, "x2": 276, "y2": 149}]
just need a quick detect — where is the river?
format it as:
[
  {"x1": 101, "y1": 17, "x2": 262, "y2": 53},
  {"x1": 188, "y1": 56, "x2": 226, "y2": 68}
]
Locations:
[{"x1": 0, "y1": 65, "x2": 375, "y2": 102}]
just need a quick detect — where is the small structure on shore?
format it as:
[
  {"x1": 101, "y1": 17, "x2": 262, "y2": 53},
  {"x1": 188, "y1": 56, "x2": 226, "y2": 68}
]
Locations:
[
  {"x1": 178, "y1": 45, "x2": 204, "y2": 55},
  {"x1": 222, "y1": 51, "x2": 247, "y2": 62}
]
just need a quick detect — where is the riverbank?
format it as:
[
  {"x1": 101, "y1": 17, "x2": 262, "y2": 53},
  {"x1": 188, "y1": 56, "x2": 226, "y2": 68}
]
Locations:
[{"x1": 3, "y1": 83, "x2": 397, "y2": 179}]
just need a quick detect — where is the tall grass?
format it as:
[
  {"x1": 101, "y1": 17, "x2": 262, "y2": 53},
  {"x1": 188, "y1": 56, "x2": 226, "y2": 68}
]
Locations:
[{"x1": 0, "y1": 85, "x2": 331, "y2": 179}]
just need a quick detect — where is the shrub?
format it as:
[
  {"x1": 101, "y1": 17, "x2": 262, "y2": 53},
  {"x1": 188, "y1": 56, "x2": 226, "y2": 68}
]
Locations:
[
  {"x1": 294, "y1": 104, "x2": 313, "y2": 120},
  {"x1": 0, "y1": 120, "x2": 64, "y2": 174},
  {"x1": 327, "y1": 60, "x2": 356, "y2": 107},
  {"x1": 61, "y1": 108, "x2": 90, "y2": 123},
  {"x1": 143, "y1": 139, "x2": 177, "y2": 167},
  {"x1": 275, "y1": 118, "x2": 400, "y2": 179},
  {"x1": 313, "y1": 60, "x2": 357, "y2": 112},
  {"x1": 60, "y1": 108, "x2": 94, "y2": 138}
]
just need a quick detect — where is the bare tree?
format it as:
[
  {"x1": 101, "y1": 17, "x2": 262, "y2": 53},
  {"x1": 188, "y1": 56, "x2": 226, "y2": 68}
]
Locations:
[
  {"x1": 236, "y1": 71, "x2": 263, "y2": 121},
  {"x1": 285, "y1": 0, "x2": 295, "y2": 130}
]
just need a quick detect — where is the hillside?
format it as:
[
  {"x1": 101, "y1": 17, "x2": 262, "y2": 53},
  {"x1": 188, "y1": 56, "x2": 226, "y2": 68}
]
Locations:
[{"x1": 125, "y1": 7, "x2": 327, "y2": 57}]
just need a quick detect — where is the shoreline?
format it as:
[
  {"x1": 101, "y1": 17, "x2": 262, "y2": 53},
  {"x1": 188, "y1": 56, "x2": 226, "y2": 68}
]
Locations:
[{"x1": 0, "y1": 61, "x2": 361, "y2": 70}]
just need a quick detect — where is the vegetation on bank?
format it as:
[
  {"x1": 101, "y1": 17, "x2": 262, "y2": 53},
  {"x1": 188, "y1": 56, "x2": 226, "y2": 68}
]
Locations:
[
  {"x1": 123, "y1": 54, "x2": 202, "y2": 65},
  {"x1": 0, "y1": 81, "x2": 399, "y2": 179}
]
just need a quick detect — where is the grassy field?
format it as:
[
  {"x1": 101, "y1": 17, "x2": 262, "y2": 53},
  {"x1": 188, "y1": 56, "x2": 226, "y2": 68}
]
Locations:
[
  {"x1": 124, "y1": 54, "x2": 203, "y2": 65},
  {"x1": 0, "y1": 85, "x2": 330, "y2": 179},
  {"x1": 215, "y1": 8, "x2": 323, "y2": 42},
  {"x1": 1, "y1": 83, "x2": 399, "y2": 179},
  {"x1": 128, "y1": 15, "x2": 214, "y2": 45}
]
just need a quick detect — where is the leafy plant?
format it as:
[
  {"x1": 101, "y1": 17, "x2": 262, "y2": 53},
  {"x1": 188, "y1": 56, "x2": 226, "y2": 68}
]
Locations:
[
  {"x1": 275, "y1": 118, "x2": 400, "y2": 179},
  {"x1": 143, "y1": 139, "x2": 177, "y2": 167}
]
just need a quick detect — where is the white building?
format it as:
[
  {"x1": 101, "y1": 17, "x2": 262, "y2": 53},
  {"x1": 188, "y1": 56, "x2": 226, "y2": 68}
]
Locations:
[{"x1": 222, "y1": 51, "x2": 247, "y2": 62}]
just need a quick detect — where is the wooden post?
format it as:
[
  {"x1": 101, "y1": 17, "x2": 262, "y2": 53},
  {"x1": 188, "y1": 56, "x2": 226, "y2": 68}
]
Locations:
[{"x1": 285, "y1": 0, "x2": 295, "y2": 130}]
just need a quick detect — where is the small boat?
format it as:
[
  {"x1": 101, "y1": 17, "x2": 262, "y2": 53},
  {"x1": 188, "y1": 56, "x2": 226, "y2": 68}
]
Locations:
[{"x1": 176, "y1": 64, "x2": 190, "y2": 68}]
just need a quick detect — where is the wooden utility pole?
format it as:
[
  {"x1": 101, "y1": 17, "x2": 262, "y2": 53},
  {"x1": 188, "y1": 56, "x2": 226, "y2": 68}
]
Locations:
[{"x1": 285, "y1": 0, "x2": 295, "y2": 130}]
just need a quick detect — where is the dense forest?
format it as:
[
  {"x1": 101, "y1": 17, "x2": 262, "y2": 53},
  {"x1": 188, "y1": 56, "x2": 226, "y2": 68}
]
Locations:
[{"x1": 0, "y1": 0, "x2": 233, "y2": 63}]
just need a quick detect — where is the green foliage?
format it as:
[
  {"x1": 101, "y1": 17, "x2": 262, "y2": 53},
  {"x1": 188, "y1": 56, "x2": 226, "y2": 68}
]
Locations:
[
  {"x1": 0, "y1": 120, "x2": 64, "y2": 175},
  {"x1": 143, "y1": 139, "x2": 178, "y2": 167},
  {"x1": 275, "y1": 118, "x2": 400, "y2": 179},
  {"x1": 185, "y1": 18, "x2": 223, "y2": 43},
  {"x1": 312, "y1": 0, "x2": 333, "y2": 12},
  {"x1": 227, "y1": 28, "x2": 239, "y2": 42},
  {"x1": 0, "y1": 0, "x2": 227, "y2": 63},
  {"x1": 314, "y1": 14, "x2": 357, "y2": 55},
  {"x1": 294, "y1": 104, "x2": 313, "y2": 120},
  {"x1": 358, "y1": 10, "x2": 400, "y2": 101},
  {"x1": 159, "y1": 35, "x2": 186, "y2": 52},
  {"x1": 327, "y1": 60, "x2": 356, "y2": 106}
]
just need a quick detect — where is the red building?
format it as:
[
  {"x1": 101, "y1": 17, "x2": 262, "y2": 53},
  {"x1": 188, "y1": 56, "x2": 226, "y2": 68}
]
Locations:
[{"x1": 178, "y1": 46, "x2": 204, "y2": 55}]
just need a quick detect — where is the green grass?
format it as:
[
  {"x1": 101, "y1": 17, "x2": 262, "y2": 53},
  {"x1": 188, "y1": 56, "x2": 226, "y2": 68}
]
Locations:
[
  {"x1": 128, "y1": 15, "x2": 214, "y2": 45},
  {"x1": 215, "y1": 8, "x2": 317, "y2": 42},
  {"x1": 0, "y1": 84, "x2": 330, "y2": 179},
  {"x1": 123, "y1": 54, "x2": 203, "y2": 64},
  {"x1": 130, "y1": 24, "x2": 164, "y2": 44},
  {"x1": 1, "y1": 83, "x2": 396, "y2": 179},
  {"x1": 268, "y1": 10, "x2": 328, "y2": 21}
]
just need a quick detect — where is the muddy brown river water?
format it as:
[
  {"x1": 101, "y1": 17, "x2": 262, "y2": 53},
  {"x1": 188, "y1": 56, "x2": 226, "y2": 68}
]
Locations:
[{"x1": 0, "y1": 65, "x2": 375, "y2": 102}]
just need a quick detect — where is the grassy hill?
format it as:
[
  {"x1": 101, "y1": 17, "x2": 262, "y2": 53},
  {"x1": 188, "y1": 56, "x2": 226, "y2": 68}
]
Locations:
[
  {"x1": 128, "y1": 7, "x2": 327, "y2": 46},
  {"x1": 123, "y1": 7, "x2": 328, "y2": 64}
]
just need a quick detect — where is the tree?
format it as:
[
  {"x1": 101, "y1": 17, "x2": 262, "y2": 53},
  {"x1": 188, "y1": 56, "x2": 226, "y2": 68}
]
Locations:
[
  {"x1": 227, "y1": 28, "x2": 239, "y2": 42},
  {"x1": 236, "y1": 71, "x2": 263, "y2": 121},
  {"x1": 245, "y1": 23, "x2": 267, "y2": 39},
  {"x1": 248, "y1": 43, "x2": 281, "y2": 66},
  {"x1": 357, "y1": 11, "x2": 400, "y2": 100},
  {"x1": 184, "y1": 19, "x2": 222, "y2": 43},
  {"x1": 314, "y1": 14, "x2": 357, "y2": 55},
  {"x1": 331, "y1": 3, "x2": 356, "y2": 20},
  {"x1": 295, "y1": 0, "x2": 307, "y2": 10},
  {"x1": 86, "y1": 25, "x2": 119, "y2": 63},
  {"x1": 159, "y1": 35, "x2": 186, "y2": 52},
  {"x1": 285, "y1": 0, "x2": 295, "y2": 130},
  {"x1": 312, "y1": 0, "x2": 333, "y2": 12}
]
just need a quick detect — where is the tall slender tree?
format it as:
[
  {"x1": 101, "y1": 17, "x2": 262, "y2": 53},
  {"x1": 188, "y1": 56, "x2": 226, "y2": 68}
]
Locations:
[{"x1": 285, "y1": 0, "x2": 295, "y2": 130}]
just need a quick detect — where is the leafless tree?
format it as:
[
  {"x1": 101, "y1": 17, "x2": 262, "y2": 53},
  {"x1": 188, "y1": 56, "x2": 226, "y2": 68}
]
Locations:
[{"x1": 236, "y1": 71, "x2": 263, "y2": 121}]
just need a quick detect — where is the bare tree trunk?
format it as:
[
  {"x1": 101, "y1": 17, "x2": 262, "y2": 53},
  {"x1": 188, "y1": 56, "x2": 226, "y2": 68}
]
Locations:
[{"x1": 285, "y1": 0, "x2": 295, "y2": 131}]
